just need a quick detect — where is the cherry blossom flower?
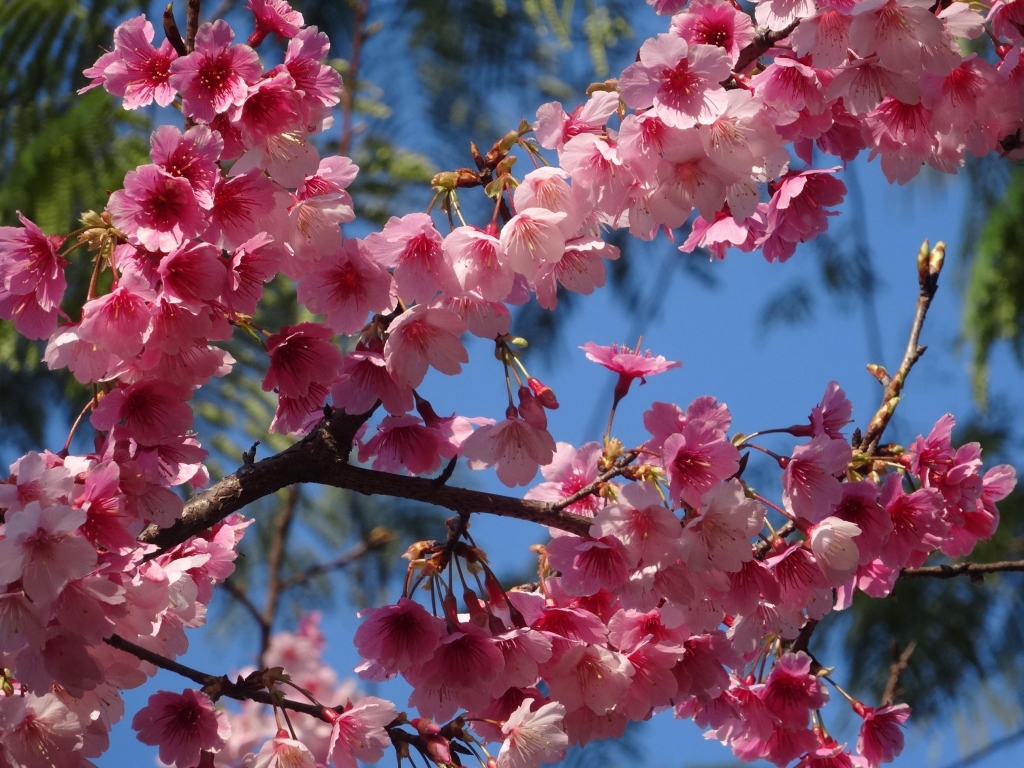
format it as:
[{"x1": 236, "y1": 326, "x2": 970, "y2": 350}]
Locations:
[
  {"x1": 782, "y1": 435, "x2": 852, "y2": 522},
  {"x1": 363, "y1": 213, "x2": 459, "y2": 302},
  {"x1": 679, "y1": 479, "x2": 764, "y2": 571},
  {"x1": 761, "y1": 169, "x2": 847, "y2": 263},
  {"x1": 96, "y1": 15, "x2": 178, "y2": 109},
  {"x1": 78, "y1": 270, "x2": 156, "y2": 359},
  {"x1": 849, "y1": 0, "x2": 945, "y2": 74},
  {"x1": 203, "y1": 169, "x2": 278, "y2": 252},
  {"x1": 108, "y1": 164, "x2": 207, "y2": 253},
  {"x1": 0, "y1": 212, "x2": 67, "y2": 340},
  {"x1": 443, "y1": 226, "x2": 515, "y2": 302},
  {"x1": 169, "y1": 20, "x2": 262, "y2": 124},
  {"x1": 283, "y1": 27, "x2": 344, "y2": 111},
  {"x1": 91, "y1": 379, "x2": 194, "y2": 445},
  {"x1": 131, "y1": 689, "x2": 231, "y2": 768},
  {"x1": 250, "y1": 733, "x2": 318, "y2": 768},
  {"x1": 499, "y1": 208, "x2": 568, "y2": 278},
  {"x1": 672, "y1": 0, "x2": 756, "y2": 63},
  {"x1": 263, "y1": 322, "x2": 344, "y2": 399},
  {"x1": 496, "y1": 699, "x2": 569, "y2": 768},
  {"x1": 353, "y1": 597, "x2": 446, "y2": 676},
  {"x1": 878, "y1": 474, "x2": 947, "y2": 569},
  {"x1": 0, "y1": 693, "x2": 84, "y2": 768},
  {"x1": 534, "y1": 237, "x2": 620, "y2": 311},
  {"x1": 383, "y1": 304, "x2": 468, "y2": 389},
  {"x1": 0, "y1": 502, "x2": 97, "y2": 603},
  {"x1": 325, "y1": 697, "x2": 397, "y2": 768},
  {"x1": 809, "y1": 516, "x2": 862, "y2": 583},
  {"x1": 547, "y1": 531, "x2": 635, "y2": 596},
  {"x1": 663, "y1": 420, "x2": 740, "y2": 509},
  {"x1": 0, "y1": 451, "x2": 74, "y2": 513},
  {"x1": 534, "y1": 91, "x2": 620, "y2": 151},
  {"x1": 333, "y1": 343, "x2": 413, "y2": 416},
  {"x1": 462, "y1": 411, "x2": 556, "y2": 487},
  {"x1": 580, "y1": 341, "x2": 681, "y2": 406},
  {"x1": 525, "y1": 442, "x2": 604, "y2": 516},
  {"x1": 762, "y1": 652, "x2": 829, "y2": 730},
  {"x1": 358, "y1": 415, "x2": 457, "y2": 475},
  {"x1": 247, "y1": 0, "x2": 305, "y2": 47},
  {"x1": 592, "y1": 481, "x2": 682, "y2": 566},
  {"x1": 547, "y1": 644, "x2": 635, "y2": 715},
  {"x1": 298, "y1": 240, "x2": 397, "y2": 335},
  {"x1": 223, "y1": 233, "x2": 285, "y2": 314},
  {"x1": 620, "y1": 33, "x2": 731, "y2": 128},
  {"x1": 854, "y1": 702, "x2": 910, "y2": 767}
]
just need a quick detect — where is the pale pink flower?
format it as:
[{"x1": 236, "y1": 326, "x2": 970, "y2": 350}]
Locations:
[
  {"x1": 0, "y1": 693, "x2": 84, "y2": 768},
  {"x1": 0, "y1": 502, "x2": 96, "y2": 602},
  {"x1": 247, "y1": 0, "x2": 305, "y2": 47},
  {"x1": 131, "y1": 689, "x2": 231, "y2": 768},
  {"x1": 354, "y1": 598, "x2": 446, "y2": 676},
  {"x1": 525, "y1": 441, "x2": 604, "y2": 517},
  {"x1": 619, "y1": 34, "x2": 731, "y2": 128},
  {"x1": 231, "y1": 130, "x2": 322, "y2": 188},
  {"x1": 263, "y1": 322, "x2": 344, "y2": 399},
  {"x1": 671, "y1": 0, "x2": 756, "y2": 64},
  {"x1": 792, "y1": 9, "x2": 854, "y2": 69},
  {"x1": 849, "y1": 0, "x2": 944, "y2": 74},
  {"x1": 224, "y1": 233, "x2": 285, "y2": 314},
  {"x1": 169, "y1": 20, "x2": 262, "y2": 124},
  {"x1": 809, "y1": 516, "x2": 862, "y2": 583},
  {"x1": 752, "y1": 58, "x2": 828, "y2": 122},
  {"x1": 534, "y1": 237, "x2": 620, "y2": 311},
  {"x1": 547, "y1": 644, "x2": 634, "y2": 715},
  {"x1": 0, "y1": 451, "x2": 73, "y2": 512},
  {"x1": 755, "y1": 0, "x2": 818, "y2": 32},
  {"x1": 663, "y1": 420, "x2": 740, "y2": 509},
  {"x1": 534, "y1": 91, "x2": 619, "y2": 151},
  {"x1": 825, "y1": 57, "x2": 921, "y2": 116},
  {"x1": 762, "y1": 652, "x2": 829, "y2": 730},
  {"x1": 591, "y1": 481, "x2": 682, "y2": 566},
  {"x1": 679, "y1": 479, "x2": 764, "y2": 571},
  {"x1": 250, "y1": 734, "x2": 317, "y2": 768},
  {"x1": 680, "y1": 208, "x2": 766, "y2": 259},
  {"x1": 0, "y1": 212, "x2": 67, "y2": 339},
  {"x1": 436, "y1": 292, "x2": 513, "y2": 339},
  {"x1": 325, "y1": 697, "x2": 396, "y2": 768},
  {"x1": 558, "y1": 134, "x2": 631, "y2": 215},
  {"x1": 298, "y1": 240, "x2": 397, "y2": 335},
  {"x1": 203, "y1": 169, "x2": 278, "y2": 251},
  {"x1": 108, "y1": 164, "x2": 207, "y2": 253},
  {"x1": 462, "y1": 413, "x2": 556, "y2": 487},
  {"x1": 922, "y1": 55, "x2": 998, "y2": 134},
  {"x1": 782, "y1": 435, "x2": 851, "y2": 522},
  {"x1": 499, "y1": 208, "x2": 568, "y2": 278},
  {"x1": 0, "y1": 589, "x2": 47, "y2": 652},
  {"x1": 489, "y1": 630, "x2": 553, "y2": 694},
  {"x1": 513, "y1": 168, "x2": 586, "y2": 238},
  {"x1": 283, "y1": 27, "x2": 344, "y2": 110},
  {"x1": 383, "y1": 304, "x2": 468, "y2": 389},
  {"x1": 442, "y1": 226, "x2": 514, "y2": 302},
  {"x1": 854, "y1": 702, "x2": 910, "y2": 767},
  {"x1": 78, "y1": 270, "x2": 156, "y2": 359},
  {"x1": 358, "y1": 415, "x2": 455, "y2": 475},
  {"x1": 581, "y1": 340, "x2": 681, "y2": 407},
  {"x1": 91, "y1": 379, "x2": 194, "y2": 445},
  {"x1": 496, "y1": 699, "x2": 569, "y2": 768},
  {"x1": 332, "y1": 343, "x2": 413, "y2": 416},
  {"x1": 43, "y1": 324, "x2": 121, "y2": 384},
  {"x1": 364, "y1": 213, "x2": 458, "y2": 302},
  {"x1": 99, "y1": 15, "x2": 179, "y2": 109},
  {"x1": 878, "y1": 474, "x2": 947, "y2": 569},
  {"x1": 546, "y1": 531, "x2": 634, "y2": 596}
]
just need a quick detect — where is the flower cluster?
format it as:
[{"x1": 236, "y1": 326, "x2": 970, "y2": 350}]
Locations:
[{"x1": 0, "y1": 0, "x2": 1021, "y2": 767}]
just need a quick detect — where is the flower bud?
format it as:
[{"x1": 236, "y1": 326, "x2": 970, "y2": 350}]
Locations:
[{"x1": 528, "y1": 377, "x2": 559, "y2": 409}]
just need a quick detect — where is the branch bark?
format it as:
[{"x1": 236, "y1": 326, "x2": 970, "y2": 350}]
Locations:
[
  {"x1": 732, "y1": 22, "x2": 799, "y2": 76},
  {"x1": 185, "y1": 0, "x2": 202, "y2": 52},
  {"x1": 901, "y1": 559, "x2": 1024, "y2": 579}
]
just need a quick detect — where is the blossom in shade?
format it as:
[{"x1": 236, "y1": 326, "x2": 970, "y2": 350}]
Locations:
[
  {"x1": 580, "y1": 341, "x2": 681, "y2": 406},
  {"x1": 131, "y1": 689, "x2": 230, "y2": 768},
  {"x1": 761, "y1": 652, "x2": 829, "y2": 730},
  {"x1": 158, "y1": 242, "x2": 228, "y2": 307},
  {"x1": 810, "y1": 381, "x2": 853, "y2": 439},
  {"x1": 353, "y1": 597, "x2": 447, "y2": 676},
  {"x1": 263, "y1": 322, "x2": 344, "y2": 399},
  {"x1": 496, "y1": 699, "x2": 569, "y2": 768},
  {"x1": 760, "y1": 169, "x2": 847, "y2": 263},
  {"x1": 169, "y1": 20, "x2": 262, "y2": 124},
  {"x1": 332, "y1": 343, "x2": 413, "y2": 416},
  {"x1": 297, "y1": 239, "x2": 397, "y2": 335},
  {"x1": 364, "y1": 213, "x2": 459, "y2": 303},
  {"x1": 325, "y1": 697, "x2": 397, "y2": 768},
  {"x1": 223, "y1": 233, "x2": 285, "y2": 314},
  {"x1": 546, "y1": 531, "x2": 635, "y2": 596},
  {"x1": 0, "y1": 212, "x2": 68, "y2": 340},
  {"x1": 0, "y1": 502, "x2": 96, "y2": 603},
  {"x1": 878, "y1": 474, "x2": 947, "y2": 569},
  {"x1": 383, "y1": 305, "x2": 468, "y2": 389},
  {"x1": 0, "y1": 451, "x2": 74, "y2": 513},
  {"x1": 96, "y1": 15, "x2": 179, "y2": 109},
  {"x1": 678, "y1": 479, "x2": 764, "y2": 572},
  {"x1": 108, "y1": 164, "x2": 206, "y2": 252},
  {"x1": 203, "y1": 169, "x2": 278, "y2": 251},
  {"x1": 90, "y1": 379, "x2": 194, "y2": 445},
  {"x1": 247, "y1": 0, "x2": 305, "y2": 47},
  {"x1": 782, "y1": 435, "x2": 852, "y2": 522},
  {"x1": 358, "y1": 415, "x2": 454, "y2": 475},
  {"x1": 854, "y1": 702, "x2": 911, "y2": 767},
  {"x1": 619, "y1": 33, "x2": 731, "y2": 128},
  {"x1": 0, "y1": 693, "x2": 84, "y2": 767},
  {"x1": 546, "y1": 644, "x2": 635, "y2": 715},
  {"x1": 525, "y1": 441, "x2": 604, "y2": 517},
  {"x1": 662, "y1": 420, "x2": 740, "y2": 509},
  {"x1": 462, "y1": 412, "x2": 557, "y2": 487}
]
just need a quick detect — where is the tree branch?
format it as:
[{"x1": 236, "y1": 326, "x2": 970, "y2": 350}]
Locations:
[
  {"x1": 339, "y1": 0, "x2": 371, "y2": 156},
  {"x1": 278, "y1": 526, "x2": 393, "y2": 592},
  {"x1": 901, "y1": 559, "x2": 1024, "y2": 579},
  {"x1": 732, "y1": 22, "x2": 799, "y2": 76},
  {"x1": 859, "y1": 241, "x2": 945, "y2": 453},
  {"x1": 163, "y1": 4, "x2": 188, "y2": 57},
  {"x1": 260, "y1": 486, "x2": 300, "y2": 665},
  {"x1": 185, "y1": 0, "x2": 202, "y2": 52},
  {"x1": 882, "y1": 641, "x2": 915, "y2": 704}
]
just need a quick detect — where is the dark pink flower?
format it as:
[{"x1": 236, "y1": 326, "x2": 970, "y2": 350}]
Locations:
[
  {"x1": 236, "y1": 70, "x2": 305, "y2": 148},
  {"x1": 101, "y1": 16, "x2": 179, "y2": 109},
  {"x1": 672, "y1": 0, "x2": 756, "y2": 63},
  {"x1": 247, "y1": 0, "x2": 305, "y2": 47},
  {"x1": 364, "y1": 213, "x2": 459, "y2": 303},
  {"x1": 78, "y1": 270, "x2": 156, "y2": 359},
  {"x1": 108, "y1": 164, "x2": 207, "y2": 253},
  {"x1": 782, "y1": 435, "x2": 852, "y2": 522},
  {"x1": 150, "y1": 125, "x2": 224, "y2": 210},
  {"x1": 297, "y1": 239, "x2": 397, "y2": 335},
  {"x1": 354, "y1": 597, "x2": 446, "y2": 676},
  {"x1": 131, "y1": 689, "x2": 230, "y2": 768},
  {"x1": 581, "y1": 340, "x2": 681, "y2": 406},
  {"x1": 0, "y1": 212, "x2": 67, "y2": 339},
  {"x1": 263, "y1": 322, "x2": 344, "y2": 399},
  {"x1": 761, "y1": 652, "x2": 829, "y2": 730},
  {"x1": 855, "y1": 702, "x2": 910, "y2": 767},
  {"x1": 525, "y1": 441, "x2": 604, "y2": 517},
  {"x1": 332, "y1": 343, "x2": 413, "y2": 416},
  {"x1": 284, "y1": 27, "x2": 344, "y2": 110},
  {"x1": 761, "y1": 169, "x2": 847, "y2": 263},
  {"x1": 547, "y1": 532, "x2": 635, "y2": 596},
  {"x1": 878, "y1": 474, "x2": 947, "y2": 569},
  {"x1": 169, "y1": 20, "x2": 262, "y2": 124},
  {"x1": 269, "y1": 381, "x2": 331, "y2": 435},
  {"x1": 203, "y1": 169, "x2": 278, "y2": 251},
  {"x1": 91, "y1": 378, "x2": 194, "y2": 445},
  {"x1": 223, "y1": 233, "x2": 285, "y2": 314},
  {"x1": 662, "y1": 419, "x2": 740, "y2": 509},
  {"x1": 358, "y1": 415, "x2": 454, "y2": 475},
  {"x1": 158, "y1": 242, "x2": 227, "y2": 307}
]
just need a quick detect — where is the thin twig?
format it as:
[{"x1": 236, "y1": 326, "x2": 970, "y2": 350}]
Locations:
[
  {"x1": 882, "y1": 641, "x2": 916, "y2": 704},
  {"x1": 551, "y1": 450, "x2": 640, "y2": 513},
  {"x1": 260, "y1": 486, "x2": 300, "y2": 665},
  {"x1": 901, "y1": 560, "x2": 1024, "y2": 579},
  {"x1": 220, "y1": 577, "x2": 266, "y2": 630},
  {"x1": 185, "y1": 0, "x2": 202, "y2": 52},
  {"x1": 278, "y1": 527, "x2": 393, "y2": 592},
  {"x1": 339, "y1": 0, "x2": 371, "y2": 156},
  {"x1": 754, "y1": 520, "x2": 796, "y2": 558},
  {"x1": 859, "y1": 241, "x2": 945, "y2": 453}
]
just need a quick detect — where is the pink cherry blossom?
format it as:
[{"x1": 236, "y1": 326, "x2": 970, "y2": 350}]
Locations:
[
  {"x1": 108, "y1": 164, "x2": 207, "y2": 253},
  {"x1": 755, "y1": 0, "x2": 818, "y2": 32},
  {"x1": 131, "y1": 689, "x2": 231, "y2": 768},
  {"x1": 547, "y1": 531, "x2": 635, "y2": 596},
  {"x1": 250, "y1": 734, "x2": 318, "y2": 768},
  {"x1": 0, "y1": 502, "x2": 96, "y2": 603},
  {"x1": 169, "y1": 20, "x2": 262, "y2": 124},
  {"x1": 78, "y1": 270, "x2": 156, "y2": 359},
  {"x1": 662, "y1": 420, "x2": 740, "y2": 509},
  {"x1": 809, "y1": 516, "x2": 862, "y2": 583},
  {"x1": 878, "y1": 474, "x2": 947, "y2": 569},
  {"x1": 832, "y1": 480, "x2": 893, "y2": 565},
  {"x1": 358, "y1": 415, "x2": 456, "y2": 475},
  {"x1": 792, "y1": 9, "x2": 854, "y2": 69},
  {"x1": 496, "y1": 699, "x2": 569, "y2": 768},
  {"x1": 442, "y1": 226, "x2": 514, "y2": 302},
  {"x1": 100, "y1": 15, "x2": 179, "y2": 109},
  {"x1": 364, "y1": 213, "x2": 459, "y2": 302},
  {"x1": 782, "y1": 435, "x2": 852, "y2": 522},
  {"x1": 297, "y1": 239, "x2": 397, "y2": 335},
  {"x1": 158, "y1": 241, "x2": 227, "y2": 307},
  {"x1": 0, "y1": 212, "x2": 67, "y2": 340},
  {"x1": 247, "y1": 0, "x2": 305, "y2": 47},
  {"x1": 547, "y1": 644, "x2": 635, "y2": 715},
  {"x1": 581, "y1": 341, "x2": 681, "y2": 406},
  {"x1": 525, "y1": 441, "x2": 604, "y2": 516},
  {"x1": 679, "y1": 479, "x2": 764, "y2": 571},
  {"x1": 761, "y1": 169, "x2": 847, "y2": 263},
  {"x1": 0, "y1": 692, "x2": 84, "y2": 768},
  {"x1": 91, "y1": 379, "x2": 194, "y2": 445},
  {"x1": 849, "y1": 0, "x2": 944, "y2": 74},
  {"x1": 534, "y1": 91, "x2": 619, "y2": 151},
  {"x1": 263, "y1": 322, "x2": 344, "y2": 399},
  {"x1": 332, "y1": 343, "x2": 413, "y2": 416},
  {"x1": 499, "y1": 208, "x2": 568, "y2": 278},
  {"x1": 354, "y1": 597, "x2": 446, "y2": 676},
  {"x1": 325, "y1": 697, "x2": 397, "y2": 768},
  {"x1": 462, "y1": 412, "x2": 556, "y2": 487},
  {"x1": 534, "y1": 236, "x2": 620, "y2": 311},
  {"x1": 223, "y1": 233, "x2": 285, "y2": 314},
  {"x1": 619, "y1": 34, "x2": 731, "y2": 128},
  {"x1": 236, "y1": 71, "x2": 305, "y2": 148},
  {"x1": 854, "y1": 702, "x2": 910, "y2": 767},
  {"x1": 762, "y1": 652, "x2": 830, "y2": 730},
  {"x1": 0, "y1": 451, "x2": 74, "y2": 513},
  {"x1": 592, "y1": 481, "x2": 682, "y2": 566},
  {"x1": 672, "y1": 0, "x2": 756, "y2": 63},
  {"x1": 283, "y1": 27, "x2": 344, "y2": 110},
  {"x1": 150, "y1": 125, "x2": 224, "y2": 210},
  {"x1": 383, "y1": 304, "x2": 468, "y2": 389},
  {"x1": 203, "y1": 169, "x2": 278, "y2": 251}
]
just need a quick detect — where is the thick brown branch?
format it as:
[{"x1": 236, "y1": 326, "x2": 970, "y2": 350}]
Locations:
[
  {"x1": 859, "y1": 241, "x2": 945, "y2": 453},
  {"x1": 163, "y1": 4, "x2": 188, "y2": 57},
  {"x1": 790, "y1": 619, "x2": 819, "y2": 655},
  {"x1": 901, "y1": 559, "x2": 1024, "y2": 579},
  {"x1": 733, "y1": 22, "x2": 799, "y2": 75}
]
